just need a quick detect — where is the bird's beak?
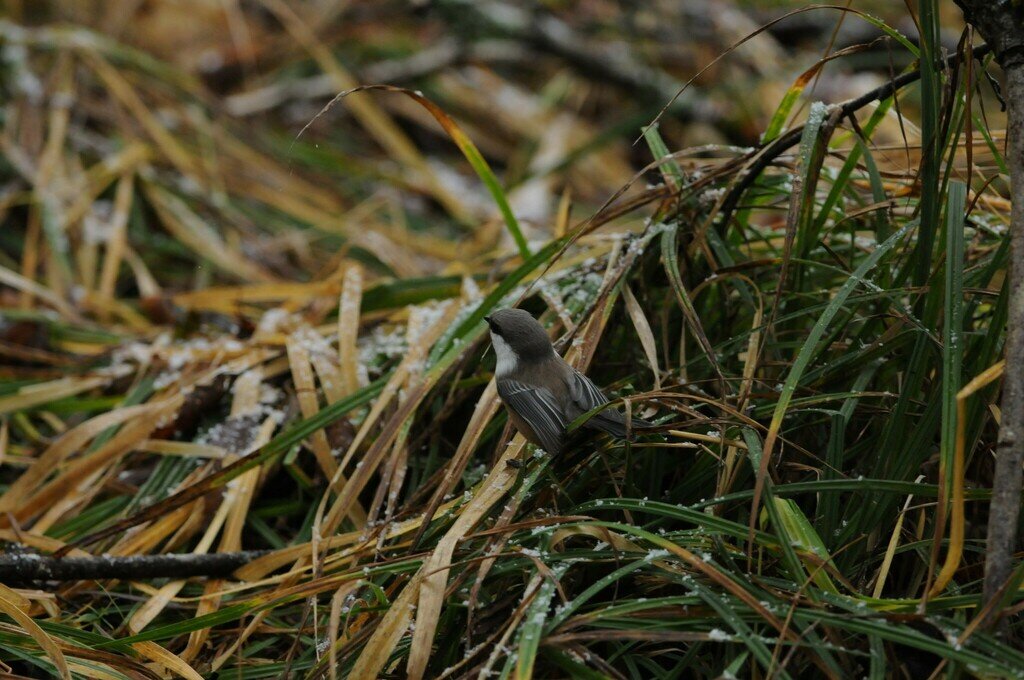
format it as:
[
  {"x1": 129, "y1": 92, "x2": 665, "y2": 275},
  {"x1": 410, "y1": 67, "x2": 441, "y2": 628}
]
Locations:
[{"x1": 484, "y1": 315, "x2": 495, "y2": 330}]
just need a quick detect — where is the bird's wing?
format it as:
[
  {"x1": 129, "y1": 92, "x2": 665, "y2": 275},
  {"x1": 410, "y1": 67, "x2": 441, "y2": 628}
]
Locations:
[
  {"x1": 567, "y1": 369, "x2": 648, "y2": 438},
  {"x1": 567, "y1": 369, "x2": 612, "y2": 411},
  {"x1": 497, "y1": 379, "x2": 567, "y2": 454}
]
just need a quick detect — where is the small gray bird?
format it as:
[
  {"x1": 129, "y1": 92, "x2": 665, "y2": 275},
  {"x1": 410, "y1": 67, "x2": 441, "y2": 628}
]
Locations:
[{"x1": 485, "y1": 308, "x2": 652, "y2": 455}]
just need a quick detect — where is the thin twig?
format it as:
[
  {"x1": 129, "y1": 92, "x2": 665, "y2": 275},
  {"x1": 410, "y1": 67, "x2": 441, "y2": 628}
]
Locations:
[
  {"x1": 955, "y1": 0, "x2": 1024, "y2": 631},
  {"x1": 0, "y1": 549, "x2": 269, "y2": 583}
]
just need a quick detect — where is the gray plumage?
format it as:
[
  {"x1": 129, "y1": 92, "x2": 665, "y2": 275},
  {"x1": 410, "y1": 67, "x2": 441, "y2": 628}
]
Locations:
[{"x1": 485, "y1": 308, "x2": 651, "y2": 455}]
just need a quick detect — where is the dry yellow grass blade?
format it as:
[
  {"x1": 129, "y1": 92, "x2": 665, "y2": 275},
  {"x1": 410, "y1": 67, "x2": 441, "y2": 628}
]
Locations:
[
  {"x1": 215, "y1": 132, "x2": 344, "y2": 211},
  {"x1": 11, "y1": 398, "x2": 183, "y2": 527},
  {"x1": 378, "y1": 432, "x2": 411, "y2": 525},
  {"x1": 622, "y1": 283, "x2": 661, "y2": 391},
  {"x1": 666, "y1": 429, "x2": 745, "y2": 449},
  {"x1": 81, "y1": 51, "x2": 197, "y2": 176},
  {"x1": 338, "y1": 264, "x2": 364, "y2": 396},
  {"x1": 873, "y1": 476, "x2": 922, "y2": 599},
  {"x1": 327, "y1": 580, "x2": 364, "y2": 680},
  {"x1": 37, "y1": 412, "x2": 66, "y2": 436},
  {"x1": 0, "y1": 375, "x2": 107, "y2": 417},
  {"x1": 355, "y1": 231, "x2": 426, "y2": 279},
  {"x1": 286, "y1": 329, "x2": 365, "y2": 524},
  {"x1": 79, "y1": 291, "x2": 152, "y2": 331},
  {"x1": 256, "y1": 0, "x2": 472, "y2": 224},
  {"x1": 0, "y1": 587, "x2": 70, "y2": 679},
  {"x1": 130, "y1": 640, "x2": 203, "y2": 680},
  {"x1": 929, "y1": 360, "x2": 1006, "y2": 598},
  {"x1": 287, "y1": 329, "x2": 341, "y2": 479},
  {"x1": 222, "y1": 407, "x2": 278, "y2": 552},
  {"x1": 96, "y1": 172, "x2": 134, "y2": 308},
  {"x1": 212, "y1": 537, "x2": 369, "y2": 671},
  {"x1": 65, "y1": 661, "x2": 130, "y2": 680},
  {"x1": 30, "y1": 465, "x2": 108, "y2": 535},
  {"x1": 182, "y1": 578, "x2": 225, "y2": 664},
  {"x1": 331, "y1": 346, "x2": 411, "y2": 474},
  {"x1": 128, "y1": 486, "x2": 233, "y2": 633},
  {"x1": 0, "y1": 399, "x2": 166, "y2": 514},
  {"x1": 320, "y1": 383, "x2": 425, "y2": 538},
  {"x1": 173, "y1": 280, "x2": 340, "y2": 313},
  {"x1": 209, "y1": 612, "x2": 269, "y2": 672},
  {"x1": 179, "y1": 392, "x2": 277, "y2": 662},
  {"x1": 737, "y1": 287, "x2": 763, "y2": 405},
  {"x1": 0, "y1": 583, "x2": 32, "y2": 612},
  {"x1": 220, "y1": 173, "x2": 351, "y2": 237},
  {"x1": 235, "y1": 499, "x2": 460, "y2": 582},
  {"x1": 310, "y1": 348, "x2": 346, "y2": 406},
  {"x1": 414, "y1": 379, "x2": 500, "y2": 547},
  {"x1": 109, "y1": 504, "x2": 195, "y2": 557},
  {"x1": 33, "y1": 50, "x2": 74, "y2": 298},
  {"x1": 62, "y1": 144, "x2": 148, "y2": 235},
  {"x1": 321, "y1": 303, "x2": 458, "y2": 537},
  {"x1": 18, "y1": 201, "x2": 43, "y2": 311},
  {"x1": 136, "y1": 439, "x2": 230, "y2": 459},
  {"x1": 19, "y1": 590, "x2": 58, "y2": 619},
  {"x1": 353, "y1": 438, "x2": 525, "y2": 680},
  {"x1": 345, "y1": 575, "x2": 414, "y2": 674},
  {"x1": 378, "y1": 219, "x2": 462, "y2": 262},
  {"x1": 122, "y1": 244, "x2": 162, "y2": 298},
  {"x1": 230, "y1": 367, "x2": 263, "y2": 416},
  {"x1": 0, "y1": 263, "x2": 80, "y2": 320},
  {"x1": 144, "y1": 183, "x2": 275, "y2": 284},
  {"x1": 720, "y1": 297, "x2": 763, "y2": 499},
  {"x1": 165, "y1": 497, "x2": 210, "y2": 551},
  {"x1": 0, "y1": 530, "x2": 91, "y2": 558},
  {"x1": 220, "y1": 420, "x2": 277, "y2": 554}
]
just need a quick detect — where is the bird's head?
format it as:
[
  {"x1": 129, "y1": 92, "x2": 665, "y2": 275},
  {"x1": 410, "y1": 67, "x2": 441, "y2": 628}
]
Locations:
[{"x1": 485, "y1": 309, "x2": 555, "y2": 376}]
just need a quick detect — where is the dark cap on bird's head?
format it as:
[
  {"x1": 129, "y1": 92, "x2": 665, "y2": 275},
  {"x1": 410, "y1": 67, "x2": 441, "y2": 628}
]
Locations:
[
  {"x1": 484, "y1": 308, "x2": 555, "y2": 364},
  {"x1": 485, "y1": 307, "x2": 653, "y2": 455}
]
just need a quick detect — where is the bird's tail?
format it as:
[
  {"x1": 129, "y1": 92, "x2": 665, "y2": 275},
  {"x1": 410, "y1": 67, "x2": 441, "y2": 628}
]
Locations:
[
  {"x1": 623, "y1": 416, "x2": 657, "y2": 441},
  {"x1": 592, "y1": 412, "x2": 657, "y2": 441},
  {"x1": 628, "y1": 416, "x2": 657, "y2": 429}
]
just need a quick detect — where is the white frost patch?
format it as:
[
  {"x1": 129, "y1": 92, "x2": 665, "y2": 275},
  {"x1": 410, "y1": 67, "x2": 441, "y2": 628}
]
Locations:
[
  {"x1": 256, "y1": 308, "x2": 293, "y2": 335},
  {"x1": 81, "y1": 200, "x2": 114, "y2": 245}
]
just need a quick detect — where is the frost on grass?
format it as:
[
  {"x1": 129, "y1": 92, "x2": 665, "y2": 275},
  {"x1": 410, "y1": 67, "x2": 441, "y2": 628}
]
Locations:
[
  {"x1": 407, "y1": 300, "x2": 453, "y2": 347},
  {"x1": 110, "y1": 333, "x2": 248, "y2": 388},
  {"x1": 197, "y1": 411, "x2": 265, "y2": 452},
  {"x1": 358, "y1": 324, "x2": 408, "y2": 378},
  {"x1": 255, "y1": 307, "x2": 294, "y2": 336},
  {"x1": 707, "y1": 628, "x2": 732, "y2": 642},
  {"x1": 555, "y1": 266, "x2": 605, "y2": 312},
  {"x1": 289, "y1": 326, "x2": 333, "y2": 357}
]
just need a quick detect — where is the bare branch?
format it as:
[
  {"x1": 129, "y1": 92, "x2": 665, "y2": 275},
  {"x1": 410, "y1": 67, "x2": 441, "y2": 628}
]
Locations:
[
  {"x1": 0, "y1": 549, "x2": 269, "y2": 583},
  {"x1": 956, "y1": 0, "x2": 1024, "y2": 630}
]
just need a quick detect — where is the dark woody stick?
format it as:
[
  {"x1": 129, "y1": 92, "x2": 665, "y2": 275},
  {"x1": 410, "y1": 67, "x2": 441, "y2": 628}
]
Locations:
[{"x1": 0, "y1": 549, "x2": 269, "y2": 583}]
